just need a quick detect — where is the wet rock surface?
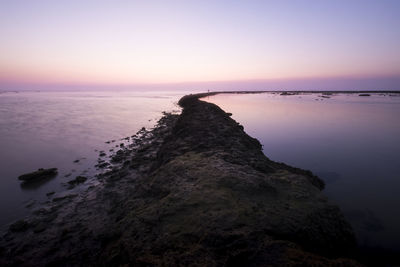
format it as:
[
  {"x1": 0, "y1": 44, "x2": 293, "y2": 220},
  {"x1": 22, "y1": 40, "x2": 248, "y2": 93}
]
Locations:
[
  {"x1": 18, "y1": 168, "x2": 58, "y2": 183},
  {"x1": 67, "y1": 176, "x2": 88, "y2": 187},
  {"x1": 1, "y1": 94, "x2": 361, "y2": 266}
]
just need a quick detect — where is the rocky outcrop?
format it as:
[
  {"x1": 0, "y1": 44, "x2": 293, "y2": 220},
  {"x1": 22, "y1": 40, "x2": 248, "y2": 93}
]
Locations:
[
  {"x1": 0, "y1": 94, "x2": 360, "y2": 266},
  {"x1": 18, "y1": 168, "x2": 58, "y2": 183}
]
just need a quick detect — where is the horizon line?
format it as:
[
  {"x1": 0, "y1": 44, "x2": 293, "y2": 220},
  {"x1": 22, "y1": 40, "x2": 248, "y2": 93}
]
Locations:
[{"x1": 1, "y1": 75, "x2": 400, "y2": 91}]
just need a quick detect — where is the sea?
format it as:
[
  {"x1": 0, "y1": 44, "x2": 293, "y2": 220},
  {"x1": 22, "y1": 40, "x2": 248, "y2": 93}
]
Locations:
[
  {"x1": 0, "y1": 90, "x2": 185, "y2": 230},
  {"x1": 1, "y1": 90, "x2": 399, "y2": 255},
  {"x1": 205, "y1": 92, "x2": 400, "y2": 254}
]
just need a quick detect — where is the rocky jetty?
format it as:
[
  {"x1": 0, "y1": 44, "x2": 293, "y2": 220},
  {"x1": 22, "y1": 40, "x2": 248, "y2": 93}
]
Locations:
[{"x1": 0, "y1": 94, "x2": 361, "y2": 266}]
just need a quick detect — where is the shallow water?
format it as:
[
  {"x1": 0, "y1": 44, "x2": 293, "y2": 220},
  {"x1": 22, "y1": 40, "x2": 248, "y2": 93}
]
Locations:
[
  {"x1": 206, "y1": 92, "x2": 400, "y2": 251},
  {"x1": 0, "y1": 90, "x2": 183, "y2": 229}
]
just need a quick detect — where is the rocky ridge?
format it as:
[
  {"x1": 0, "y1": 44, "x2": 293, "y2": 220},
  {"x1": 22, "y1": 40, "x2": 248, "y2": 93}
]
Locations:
[{"x1": 0, "y1": 93, "x2": 361, "y2": 266}]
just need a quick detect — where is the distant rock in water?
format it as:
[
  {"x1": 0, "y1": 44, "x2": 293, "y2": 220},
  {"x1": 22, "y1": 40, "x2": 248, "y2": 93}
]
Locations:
[
  {"x1": 280, "y1": 91, "x2": 297, "y2": 96},
  {"x1": 18, "y1": 168, "x2": 58, "y2": 183},
  {"x1": 359, "y1": 94, "x2": 371, "y2": 96}
]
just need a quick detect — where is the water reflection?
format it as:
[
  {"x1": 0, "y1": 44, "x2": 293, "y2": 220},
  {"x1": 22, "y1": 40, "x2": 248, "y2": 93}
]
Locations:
[
  {"x1": 315, "y1": 171, "x2": 341, "y2": 184},
  {"x1": 206, "y1": 92, "x2": 400, "y2": 252},
  {"x1": 0, "y1": 90, "x2": 183, "y2": 230},
  {"x1": 20, "y1": 175, "x2": 58, "y2": 190}
]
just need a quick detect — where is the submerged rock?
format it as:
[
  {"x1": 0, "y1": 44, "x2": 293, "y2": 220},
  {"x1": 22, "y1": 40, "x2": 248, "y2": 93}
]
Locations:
[
  {"x1": 18, "y1": 168, "x2": 58, "y2": 183},
  {"x1": 359, "y1": 94, "x2": 371, "y2": 96},
  {"x1": 67, "y1": 176, "x2": 87, "y2": 185}
]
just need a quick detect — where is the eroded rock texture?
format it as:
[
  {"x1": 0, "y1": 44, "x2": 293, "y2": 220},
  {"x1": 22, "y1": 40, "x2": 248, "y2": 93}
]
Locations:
[{"x1": 0, "y1": 94, "x2": 361, "y2": 266}]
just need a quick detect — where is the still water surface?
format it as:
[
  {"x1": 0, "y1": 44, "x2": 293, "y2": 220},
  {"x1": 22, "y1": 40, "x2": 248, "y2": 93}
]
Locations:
[
  {"x1": 206, "y1": 92, "x2": 400, "y2": 251},
  {"x1": 0, "y1": 90, "x2": 183, "y2": 229},
  {"x1": 1, "y1": 90, "x2": 399, "y2": 253}
]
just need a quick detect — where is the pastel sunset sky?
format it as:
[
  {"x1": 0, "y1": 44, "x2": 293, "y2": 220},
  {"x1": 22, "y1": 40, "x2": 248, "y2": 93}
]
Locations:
[{"x1": 0, "y1": 0, "x2": 399, "y2": 91}]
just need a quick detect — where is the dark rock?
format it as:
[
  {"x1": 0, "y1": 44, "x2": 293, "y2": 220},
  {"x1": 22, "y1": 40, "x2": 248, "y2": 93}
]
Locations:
[
  {"x1": 359, "y1": 94, "x2": 371, "y2": 96},
  {"x1": 9, "y1": 220, "x2": 29, "y2": 232},
  {"x1": 46, "y1": 191, "x2": 55, "y2": 197},
  {"x1": 73, "y1": 159, "x2": 80, "y2": 163},
  {"x1": 67, "y1": 176, "x2": 87, "y2": 185},
  {"x1": 111, "y1": 150, "x2": 127, "y2": 163},
  {"x1": 52, "y1": 194, "x2": 77, "y2": 202},
  {"x1": 280, "y1": 92, "x2": 297, "y2": 96},
  {"x1": 18, "y1": 168, "x2": 58, "y2": 182},
  {"x1": 96, "y1": 162, "x2": 110, "y2": 169},
  {"x1": 33, "y1": 223, "x2": 47, "y2": 233}
]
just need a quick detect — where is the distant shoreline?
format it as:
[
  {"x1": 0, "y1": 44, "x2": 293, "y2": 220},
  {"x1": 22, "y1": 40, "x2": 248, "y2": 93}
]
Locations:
[
  {"x1": 184, "y1": 90, "x2": 400, "y2": 97},
  {"x1": 1, "y1": 89, "x2": 400, "y2": 94}
]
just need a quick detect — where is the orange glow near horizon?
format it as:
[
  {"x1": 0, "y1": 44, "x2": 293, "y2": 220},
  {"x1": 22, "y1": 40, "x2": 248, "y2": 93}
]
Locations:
[
  {"x1": 2, "y1": 57, "x2": 399, "y2": 86},
  {"x1": 0, "y1": 1, "x2": 399, "y2": 89}
]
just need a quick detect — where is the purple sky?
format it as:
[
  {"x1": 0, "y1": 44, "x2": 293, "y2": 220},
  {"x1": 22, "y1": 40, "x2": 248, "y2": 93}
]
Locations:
[{"x1": 1, "y1": 0, "x2": 399, "y2": 91}]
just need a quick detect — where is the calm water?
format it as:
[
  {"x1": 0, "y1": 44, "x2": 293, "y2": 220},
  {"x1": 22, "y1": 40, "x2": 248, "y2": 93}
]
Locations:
[
  {"x1": 0, "y1": 90, "x2": 183, "y2": 229},
  {"x1": 1, "y1": 90, "x2": 399, "y2": 254},
  {"x1": 206, "y1": 93, "x2": 400, "y2": 252}
]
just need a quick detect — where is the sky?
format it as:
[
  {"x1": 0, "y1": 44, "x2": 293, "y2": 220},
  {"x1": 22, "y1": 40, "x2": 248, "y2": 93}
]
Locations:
[{"x1": 0, "y1": 0, "x2": 399, "y2": 91}]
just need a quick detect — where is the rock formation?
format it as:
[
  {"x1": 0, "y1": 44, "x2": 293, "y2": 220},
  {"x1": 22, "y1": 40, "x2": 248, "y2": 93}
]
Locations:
[{"x1": 0, "y1": 94, "x2": 361, "y2": 266}]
